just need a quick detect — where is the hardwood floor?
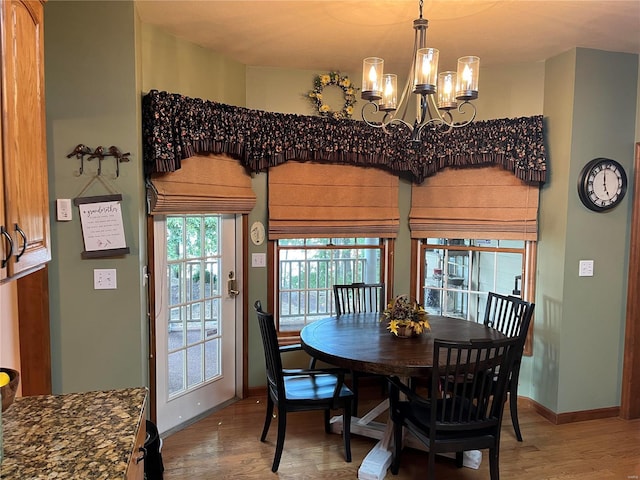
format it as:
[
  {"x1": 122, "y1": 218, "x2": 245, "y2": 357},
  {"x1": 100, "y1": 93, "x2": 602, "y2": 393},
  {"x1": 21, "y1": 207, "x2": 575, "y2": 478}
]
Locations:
[{"x1": 160, "y1": 386, "x2": 640, "y2": 479}]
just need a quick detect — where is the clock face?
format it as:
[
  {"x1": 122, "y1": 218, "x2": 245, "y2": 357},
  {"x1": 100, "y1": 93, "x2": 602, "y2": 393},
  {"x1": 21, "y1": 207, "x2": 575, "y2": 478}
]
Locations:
[{"x1": 578, "y1": 158, "x2": 627, "y2": 212}]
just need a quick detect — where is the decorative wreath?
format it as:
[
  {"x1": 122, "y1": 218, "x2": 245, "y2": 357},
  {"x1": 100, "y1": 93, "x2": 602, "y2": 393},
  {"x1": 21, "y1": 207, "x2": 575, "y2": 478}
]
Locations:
[{"x1": 307, "y1": 72, "x2": 359, "y2": 120}]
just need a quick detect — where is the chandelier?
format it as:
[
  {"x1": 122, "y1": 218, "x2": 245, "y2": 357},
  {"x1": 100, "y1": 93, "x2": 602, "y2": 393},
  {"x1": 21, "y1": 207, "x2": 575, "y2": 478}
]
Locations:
[{"x1": 361, "y1": 0, "x2": 479, "y2": 145}]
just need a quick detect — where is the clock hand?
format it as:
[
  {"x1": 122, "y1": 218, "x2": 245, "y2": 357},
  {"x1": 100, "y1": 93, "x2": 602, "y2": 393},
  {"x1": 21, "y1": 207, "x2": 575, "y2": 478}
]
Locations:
[{"x1": 602, "y1": 170, "x2": 610, "y2": 198}]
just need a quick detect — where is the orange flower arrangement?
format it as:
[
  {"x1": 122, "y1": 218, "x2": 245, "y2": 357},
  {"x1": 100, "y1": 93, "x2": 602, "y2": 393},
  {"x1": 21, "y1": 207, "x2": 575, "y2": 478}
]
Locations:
[{"x1": 382, "y1": 295, "x2": 430, "y2": 337}]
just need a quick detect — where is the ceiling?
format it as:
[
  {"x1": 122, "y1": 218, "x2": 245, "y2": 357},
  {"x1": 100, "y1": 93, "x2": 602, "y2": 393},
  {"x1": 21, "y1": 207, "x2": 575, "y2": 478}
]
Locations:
[{"x1": 135, "y1": 0, "x2": 640, "y2": 77}]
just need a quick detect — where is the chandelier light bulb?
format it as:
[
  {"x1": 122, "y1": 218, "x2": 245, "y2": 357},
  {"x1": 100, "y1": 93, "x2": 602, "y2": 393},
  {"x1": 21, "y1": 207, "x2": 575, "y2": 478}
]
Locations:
[
  {"x1": 445, "y1": 77, "x2": 452, "y2": 94},
  {"x1": 462, "y1": 65, "x2": 472, "y2": 84},
  {"x1": 422, "y1": 61, "x2": 430, "y2": 78}
]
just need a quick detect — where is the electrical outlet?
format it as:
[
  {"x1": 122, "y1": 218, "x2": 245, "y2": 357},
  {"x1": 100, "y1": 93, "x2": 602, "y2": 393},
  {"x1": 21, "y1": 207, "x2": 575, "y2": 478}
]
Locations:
[
  {"x1": 94, "y1": 269, "x2": 117, "y2": 289},
  {"x1": 56, "y1": 198, "x2": 72, "y2": 221}
]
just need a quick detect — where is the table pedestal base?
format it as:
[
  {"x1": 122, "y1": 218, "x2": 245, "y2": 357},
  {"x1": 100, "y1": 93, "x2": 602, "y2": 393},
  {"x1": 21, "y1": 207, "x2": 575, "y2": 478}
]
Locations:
[
  {"x1": 358, "y1": 440, "x2": 393, "y2": 480},
  {"x1": 329, "y1": 399, "x2": 482, "y2": 479}
]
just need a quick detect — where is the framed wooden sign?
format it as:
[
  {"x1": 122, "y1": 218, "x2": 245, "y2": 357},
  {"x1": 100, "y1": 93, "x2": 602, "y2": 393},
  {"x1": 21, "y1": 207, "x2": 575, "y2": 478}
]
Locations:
[{"x1": 74, "y1": 194, "x2": 130, "y2": 258}]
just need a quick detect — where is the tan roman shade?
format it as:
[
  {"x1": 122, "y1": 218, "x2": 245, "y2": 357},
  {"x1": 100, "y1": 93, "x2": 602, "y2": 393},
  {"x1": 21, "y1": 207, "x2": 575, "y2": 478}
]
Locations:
[
  {"x1": 410, "y1": 165, "x2": 539, "y2": 240},
  {"x1": 147, "y1": 154, "x2": 256, "y2": 214},
  {"x1": 268, "y1": 162, "x2": 399, "y2": 239}
]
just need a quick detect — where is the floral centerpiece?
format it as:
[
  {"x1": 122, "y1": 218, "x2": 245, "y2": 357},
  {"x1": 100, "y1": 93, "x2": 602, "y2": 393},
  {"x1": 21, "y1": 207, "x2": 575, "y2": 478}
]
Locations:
[{"x1": 382, "y1": 295, "x2": 430, "y2": 337}]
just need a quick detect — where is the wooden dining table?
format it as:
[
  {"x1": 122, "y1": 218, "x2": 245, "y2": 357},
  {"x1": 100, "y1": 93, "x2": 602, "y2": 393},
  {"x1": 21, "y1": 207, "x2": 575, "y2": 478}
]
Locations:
[{"x1": 300, "y1": 312, "x2": 507, "y2": 480}]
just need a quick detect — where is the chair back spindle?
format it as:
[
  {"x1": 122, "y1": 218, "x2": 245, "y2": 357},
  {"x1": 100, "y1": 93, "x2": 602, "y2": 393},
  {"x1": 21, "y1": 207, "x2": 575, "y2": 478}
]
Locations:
[
  {"x1": 434, "y1": 338, "x2": 517, "y2": 427},
  {"x1": 484, "y1": 292, "x2": 535, "y2": 348},
  {"x1": 482, "y1": 291, "x2": 535, "y2": 442},
  {"x1": 333, "y1": 282, "x2": 385, "y2": 316}
]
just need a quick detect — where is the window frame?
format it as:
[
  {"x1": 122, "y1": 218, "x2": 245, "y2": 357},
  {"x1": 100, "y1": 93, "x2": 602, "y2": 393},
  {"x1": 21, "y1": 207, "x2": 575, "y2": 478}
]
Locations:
[
  {"x1": 411, "y1": 238, "x2": 536, "y2": 356},
  {"x1": 268, "y1": 238, "x2": 394, "y2": 342}
]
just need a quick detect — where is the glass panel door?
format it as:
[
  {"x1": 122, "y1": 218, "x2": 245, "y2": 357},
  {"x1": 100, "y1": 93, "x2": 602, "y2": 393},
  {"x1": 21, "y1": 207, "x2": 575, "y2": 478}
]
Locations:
[{"x1": 154, "y1": 214, "x2": 238, "y2": 434}]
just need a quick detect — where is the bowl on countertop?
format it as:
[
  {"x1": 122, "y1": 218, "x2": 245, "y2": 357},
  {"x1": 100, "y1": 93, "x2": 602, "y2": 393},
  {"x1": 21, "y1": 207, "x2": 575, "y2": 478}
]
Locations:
[{"x1": 1, "y1": 367, "x2": 20, "y2": 412}]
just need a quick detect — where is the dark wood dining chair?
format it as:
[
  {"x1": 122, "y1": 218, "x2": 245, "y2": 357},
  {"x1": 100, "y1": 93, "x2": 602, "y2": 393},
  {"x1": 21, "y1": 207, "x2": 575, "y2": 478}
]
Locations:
[
  {"x1": 254, "y1": 300, "x2": 353, "y2": 472},
  {"x1": 332, "y1": 282, "x2": 386, "y2": 415},
  {"x1": 388, "y1": 336, "x2": 521, "y2": 480},
  {"x1": 333, "y1": 282, "x2": 385, "y2": 315},
  {"x1": 484, "y1": 292, "x2": 535, "y2": 442}
]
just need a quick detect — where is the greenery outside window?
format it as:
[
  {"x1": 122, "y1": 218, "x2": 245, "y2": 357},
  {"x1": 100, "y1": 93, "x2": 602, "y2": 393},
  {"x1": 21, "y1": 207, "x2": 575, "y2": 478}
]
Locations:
[{"x1": 276, "y1": 238, "x2": 387, "y2": 332}]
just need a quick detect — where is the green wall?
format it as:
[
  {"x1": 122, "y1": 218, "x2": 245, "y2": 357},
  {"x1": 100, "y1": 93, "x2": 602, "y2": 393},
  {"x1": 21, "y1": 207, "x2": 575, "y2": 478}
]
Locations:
[
  {"x1": 140, "y1": 23, "x2": 246, "y2": 105},
  {"x1": 44, "y1": 1, "x2": 640, "y2": 416},
  {"x1": 553, "y1": 49, "x2": 635, "y2": 412},
  {"x1": 45, "y1": 1, "x2": 147, "y2": 393},
  {"x1": 528, "y1": 50, "x2": 576, "y2": 410},
  {"x1": 533, "y1": 49, "x2": 638, "y2": 412}
]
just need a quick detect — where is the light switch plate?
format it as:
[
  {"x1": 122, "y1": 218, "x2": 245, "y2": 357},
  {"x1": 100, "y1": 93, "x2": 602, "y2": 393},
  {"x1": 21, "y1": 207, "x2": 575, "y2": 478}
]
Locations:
[
  {"x1": 94, "y1": 268, "x2": 117, "y2": 289},
  {"x1": 578, "y1": 260, "x2": 594, "y2": 277},
  {"x1": 252, "y1": 253, "x2": 266, "y2": 268},
  {"x1": 56, "y1": 198, "x2": 72, "y2": 221}
]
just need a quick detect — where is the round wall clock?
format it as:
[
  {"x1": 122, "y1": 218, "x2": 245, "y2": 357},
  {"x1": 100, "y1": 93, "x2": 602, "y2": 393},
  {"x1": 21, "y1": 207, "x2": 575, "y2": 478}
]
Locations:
[
  {"x1": 577, "y1": 158, "x2": 627, "y2": 212},
  {"x1": 250, "y1": 221, "x2": 265, "y2": 245}
]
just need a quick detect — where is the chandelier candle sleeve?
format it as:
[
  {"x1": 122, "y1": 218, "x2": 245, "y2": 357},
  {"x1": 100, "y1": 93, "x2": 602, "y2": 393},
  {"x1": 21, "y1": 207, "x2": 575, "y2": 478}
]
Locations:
[
  {"x1": 437, "y1": 71, "x2": 457, "y2": 110},
  {"x1": 414, "y1": 48, "x2": 438, "y2": 94},
  {"x1": 380, "y1": 74, "x2": 398, "y2": 111},
  {"x1": 362, "y1": 57, "x2": 384, "y2": 100},
  {"x1": 456, "y1": 56, "x2": 480, "y2": 100}
]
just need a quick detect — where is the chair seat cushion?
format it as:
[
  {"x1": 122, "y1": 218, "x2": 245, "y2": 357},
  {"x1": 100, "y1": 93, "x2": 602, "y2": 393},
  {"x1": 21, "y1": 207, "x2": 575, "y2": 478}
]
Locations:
[{"x1": 284, "y1": 374, "x2": 353, "y2": 401}]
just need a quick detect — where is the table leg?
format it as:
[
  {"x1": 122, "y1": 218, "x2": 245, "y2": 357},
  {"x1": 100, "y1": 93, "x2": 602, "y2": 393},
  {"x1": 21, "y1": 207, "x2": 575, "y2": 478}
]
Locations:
[
  {"x1": 328, "y1": 399, "x2": 388, "y2": 440},
  {"x1": 328, "y1": 398, "x2": 393, "y2": 480},
  {"x1": 357, "y1": 423, "x2": 394, "y2": 480}
]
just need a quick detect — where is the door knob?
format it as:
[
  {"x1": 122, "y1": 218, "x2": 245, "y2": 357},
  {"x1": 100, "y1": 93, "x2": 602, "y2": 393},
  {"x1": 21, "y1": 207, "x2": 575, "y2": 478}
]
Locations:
[{"x1": 228, "y1": 271, "x2": 239, "y2": 297}]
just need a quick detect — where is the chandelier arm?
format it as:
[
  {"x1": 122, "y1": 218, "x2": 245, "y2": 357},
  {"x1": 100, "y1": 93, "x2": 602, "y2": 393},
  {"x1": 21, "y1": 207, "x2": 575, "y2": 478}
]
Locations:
[
  {"x1": 450, "y1": 100, "x2": 478, "y2": 127},
  {"x1": 425, "y1": 93, "x2": 454, "y2": 130},
  {"x1": 361, "y1": 102, "x2": 386, "y2": 128},
  {"x1": 422, "y1": 94, "x2": 478, "y2": 129},
  {"x1": 415, "y1": 117, "x2": 452, "y2": 141},
  {"x1": 383, "y1": 118, "x2": 415, "y2": 136}
]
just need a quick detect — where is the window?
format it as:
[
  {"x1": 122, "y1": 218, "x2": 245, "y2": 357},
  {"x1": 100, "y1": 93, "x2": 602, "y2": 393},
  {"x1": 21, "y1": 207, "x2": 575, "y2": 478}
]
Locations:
[
  {"x1": 419, "y1": 238, "x2": 535, "y2": 323},
  {"x1": 165, "y1": 215, "x2": 222, "y2": 395},
  {"x1": 276, "y1": 238, "x2": 388, "y2": 332}
]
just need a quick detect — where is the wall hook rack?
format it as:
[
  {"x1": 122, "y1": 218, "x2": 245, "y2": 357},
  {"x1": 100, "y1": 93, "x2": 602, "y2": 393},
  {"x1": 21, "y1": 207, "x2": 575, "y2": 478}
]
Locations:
[{"x1": 66, "y1": 144, "x2": 130, "y2": 177}]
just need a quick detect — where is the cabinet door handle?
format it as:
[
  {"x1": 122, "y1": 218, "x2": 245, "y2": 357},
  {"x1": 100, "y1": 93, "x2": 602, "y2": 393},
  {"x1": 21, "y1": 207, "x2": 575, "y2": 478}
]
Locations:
[
  {"x1": 14, "y1": 224, "x2": 27, "y2": 262},
  {"x1": 1, "y1": 226, "x2": 13, "y2": 268},
  {"x1": 136, "y1": 446, "x2": 147, "y2": 464}
]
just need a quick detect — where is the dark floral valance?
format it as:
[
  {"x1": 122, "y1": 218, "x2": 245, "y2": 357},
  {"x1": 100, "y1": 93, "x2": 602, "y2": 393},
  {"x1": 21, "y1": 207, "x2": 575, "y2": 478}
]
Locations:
[{"x1": 142, "y1": 89, "x2": 547, "y2": 184}]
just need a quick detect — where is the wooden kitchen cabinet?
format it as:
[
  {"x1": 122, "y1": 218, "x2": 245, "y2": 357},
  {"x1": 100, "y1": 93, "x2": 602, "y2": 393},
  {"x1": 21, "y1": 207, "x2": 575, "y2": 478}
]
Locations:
[
  {"x1": 127, "y1": 414, "x2": 148, "y2": 480},
  {"x1": 0, "y1": 0, "x2": 51, "y2": 280},
  {"x1": 0, "y1": 109, "x2": 6, "y2": 281}
]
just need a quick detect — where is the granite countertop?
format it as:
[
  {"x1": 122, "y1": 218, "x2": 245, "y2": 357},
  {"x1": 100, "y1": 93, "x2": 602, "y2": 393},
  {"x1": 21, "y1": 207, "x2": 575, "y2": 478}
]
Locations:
[{"x1": 1, "y1": 387, "x2": 148, "y2": 480}]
